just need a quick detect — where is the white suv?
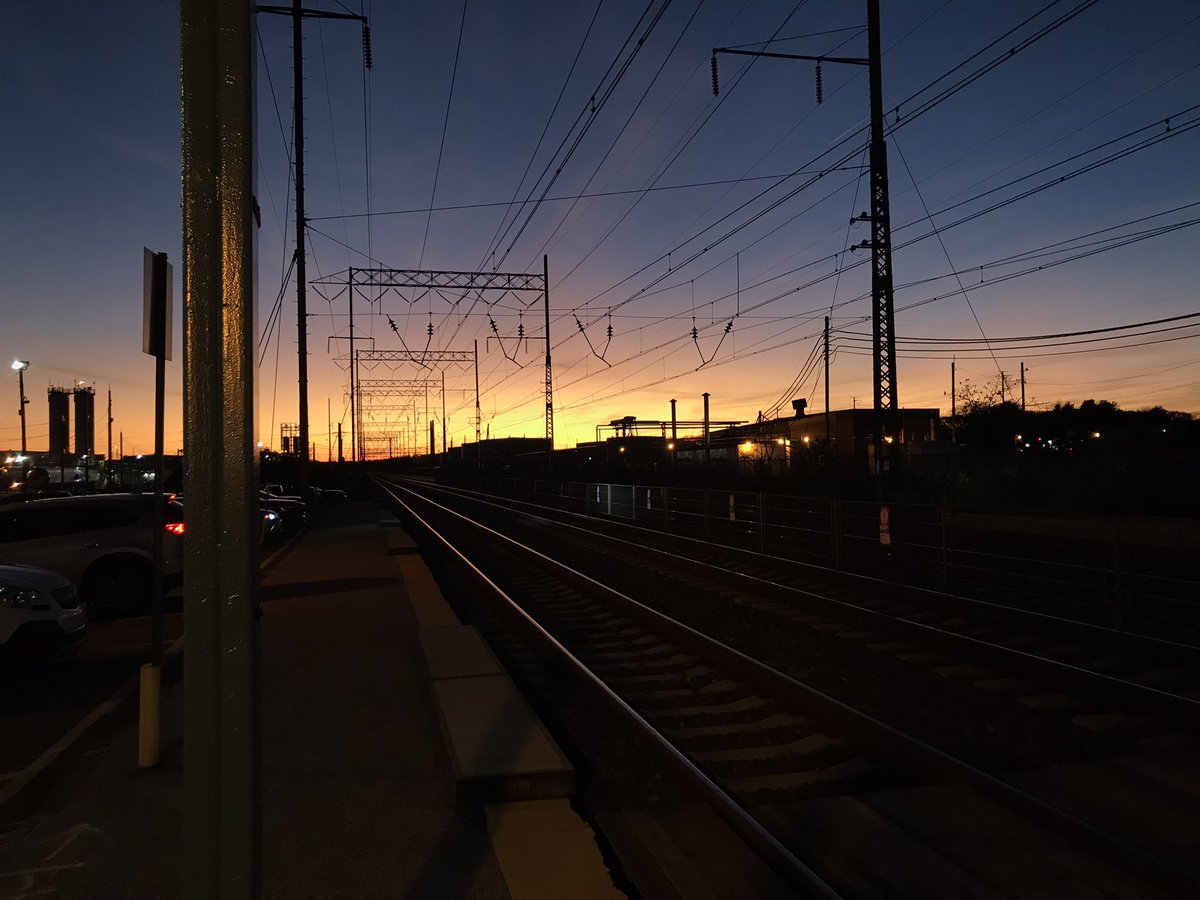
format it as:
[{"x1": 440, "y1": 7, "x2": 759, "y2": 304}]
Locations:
[
  {"x1": 0, "y1": 494, "x2": 184, "y2": 618},
  {"x1": 1, "y1": 564, "x2": 87, "y2": 664}
]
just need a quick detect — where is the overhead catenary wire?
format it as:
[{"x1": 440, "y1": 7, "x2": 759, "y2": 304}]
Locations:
[
  {"x1": 307, "y1": 1, "x2": 1197, "y2": 434},
  {"x1": 416, "y1": 0, "x2": 468, "y2": 272},
  {"x1": 322, "y1": 0, "x2": 1104, "y2": 417}
]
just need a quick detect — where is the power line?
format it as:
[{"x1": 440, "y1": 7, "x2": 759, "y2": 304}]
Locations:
[
  {"x1": 891, "y1": 132, "x2": 1003, "y2": 378},
  {"x1": 838, "y1": 310, "x2": 1200, "y2": 345},
  {"x1": 417, "y1": 0, "x2": 469, "y2": 270},
  {"x1": 473, "y1": 0, "x2": 605, "y2": 272}
]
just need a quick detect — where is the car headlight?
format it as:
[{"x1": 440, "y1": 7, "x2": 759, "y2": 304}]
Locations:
[{"x1": 0, "y1": 584, "x2": 49, "y2": 610}]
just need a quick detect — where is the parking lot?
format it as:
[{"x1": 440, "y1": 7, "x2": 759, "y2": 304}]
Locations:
[{"x1": 0, "y1": 605, "x2": 184, "y2": 781}]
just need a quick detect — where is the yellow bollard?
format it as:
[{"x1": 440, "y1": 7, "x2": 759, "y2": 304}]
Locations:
[{"x1": 138, "y1": 663, "x2": 161, "y2": 768}]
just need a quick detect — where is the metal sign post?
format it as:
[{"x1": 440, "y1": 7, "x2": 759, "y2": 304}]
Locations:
[
  {"x1": 142, "y1": 247, "x2": 173, "y2": 665},
  {"x1": 138, "y1": 247, "x2": 172, "y2": 771}
]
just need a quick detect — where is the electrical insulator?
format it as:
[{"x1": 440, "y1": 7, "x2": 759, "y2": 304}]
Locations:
[
  {"x1": 362, "y1": 24, "x2": 373, "y2": 69},
  {"x1": 691, "y1": 325, "x2": 698, "y2": 340},
  {"x1": 607, "y1": 323, "x2": 613, "y2": 340},
  {"x1": 518, "y1": 322, "x2": 525, "y2": 339},
  {"x1": 724, "y1": 321, "x2": 733, "y2": 334},
  {"x1": 815, "y1": 62, "x2": 823, "y2": 105},
  {"x1": 711, "y1": 55, "x2": 719, "y2": 96},
  {"x1": 427, "y1": 321, "x2": 434, "y2": 337},
  {"x1": 489, "y1": 317, "x2": 498, "y2": 335}
]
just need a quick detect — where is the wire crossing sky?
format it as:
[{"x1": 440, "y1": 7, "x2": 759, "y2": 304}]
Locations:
[{"x1": 2, "y1": 1, "x2": 1198, "y2": 455}]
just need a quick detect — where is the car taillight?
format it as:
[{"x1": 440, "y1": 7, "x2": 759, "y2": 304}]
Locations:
[{"x1": 165, "y1": 522, "x2": 186, "y2": 535}]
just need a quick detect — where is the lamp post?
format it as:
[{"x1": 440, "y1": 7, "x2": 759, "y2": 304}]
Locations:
[{"x1": 11, "y1": 360, "x2": 29, "y2": 454}]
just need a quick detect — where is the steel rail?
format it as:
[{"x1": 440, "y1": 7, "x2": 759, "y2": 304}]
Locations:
[
  {"x1": 394, "y1": 476, "x2": 1200, "y2": 730},
  {"x1": 372, "y1": 476, "x2": 842, "y2": 900},
  {"x1": 411, "y1": 475, "x2": 1200, "y2": 669},
  {"x1": 377, "y1": 475, "x2": 1198, "y2": 895}
]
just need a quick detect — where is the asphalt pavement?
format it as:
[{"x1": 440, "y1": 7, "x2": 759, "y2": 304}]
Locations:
[{"x1": 0, "y1": 501, "x2": 511, "y2": 899}]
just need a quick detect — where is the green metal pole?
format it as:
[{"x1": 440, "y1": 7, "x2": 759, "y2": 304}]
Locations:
[{"x1": 181, "y1": 1, "x2": 259, "y2": 896}]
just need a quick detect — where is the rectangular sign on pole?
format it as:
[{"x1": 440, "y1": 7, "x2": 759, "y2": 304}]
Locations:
[{"x1": 143, "y1": 247, "x2": 174, "y2": 361}]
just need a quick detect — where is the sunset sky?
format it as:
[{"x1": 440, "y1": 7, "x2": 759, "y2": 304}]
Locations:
[{"x1": 2, "y1": 0, "x2": 1198, "y2": 458}]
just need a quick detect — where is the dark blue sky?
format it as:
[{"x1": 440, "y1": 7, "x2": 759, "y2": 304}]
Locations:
[{"x1": 3, "y1": 1, "x2": 1198, "y2": 454}]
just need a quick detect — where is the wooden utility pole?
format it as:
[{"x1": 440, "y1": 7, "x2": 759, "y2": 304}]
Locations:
[
  {"x1": 107, "y1": 387, "x2": 113, "y2": 476},
  {"x1": 824, "y1": 316, "x2": 831, "y2": 453},
  {"x1": 256, "y1": 1, "x2": 368, "y2": 492},
  {"x1": 543, "y1": 255, "x2": 554, "y2": 468}
]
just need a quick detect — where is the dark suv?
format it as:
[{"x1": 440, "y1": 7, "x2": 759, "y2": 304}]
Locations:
[{"x1": 0, "y1": 494, "x2": 185, "y2": 618}]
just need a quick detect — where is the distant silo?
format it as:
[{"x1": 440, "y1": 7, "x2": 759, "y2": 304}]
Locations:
[
  {"x1": 48, "y1": 388, "x2": 71, "y2": 454},
  {"x1": 73, "y1": 386, "x2": 95, "y2": 456}
]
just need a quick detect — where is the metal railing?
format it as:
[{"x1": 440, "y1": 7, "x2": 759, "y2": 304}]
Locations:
[{"x1": 443, "y1": 474, "x2": 1200, "y2": 633}]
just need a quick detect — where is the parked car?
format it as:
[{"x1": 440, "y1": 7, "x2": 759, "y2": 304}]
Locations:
[
  {"x1": 259, "y1": 492, "x2": 306, "y2": 532},
  {"x1": 262, "y1": 509, "x2": 284, "y2": 538},
  {"x1": 261, "y1": 483, "x2": 302, "y2": 501},
  {"x1": 1, "y1": 564, "x2": 87, "y2": 665},
  {"x1": 0, "y1": 494, "x2": 184, "y2": 618}
]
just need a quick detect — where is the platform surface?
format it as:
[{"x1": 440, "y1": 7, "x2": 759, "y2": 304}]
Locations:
[
  {"x1": 432, "y1": 673, "x2": 575, "y2": 803},
  {"x1": 420, "y1": 624, "x2": 507, "y2": 680}
]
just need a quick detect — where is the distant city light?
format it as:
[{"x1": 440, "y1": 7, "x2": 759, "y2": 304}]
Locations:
[{"x1": 1092, "y1": 431, "x2": 1101, "y2": 439}]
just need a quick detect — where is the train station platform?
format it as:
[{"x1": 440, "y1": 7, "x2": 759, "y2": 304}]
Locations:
[{"x1": 0, "y1": 500, "x2": 624, "y2": 899}]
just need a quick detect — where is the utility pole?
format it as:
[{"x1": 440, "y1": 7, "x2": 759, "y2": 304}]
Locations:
[
  {"x1": 823, "y1": 316, "x2": 831, "y2": 455},
  {"x1": 13, "y1": 360, "x2": 29, "y2": 454},
  {"x1": 474, "y1": 339, "x2": 481, "y2": 445},
  {"x1": 1020, "y1": 362, "x2": 1026, "y2": 413},
  {"x1": 713, "y1": 0, "x2": 898, "y2": 478},
  {"x1": 950, "y1": 357, "x2": 960, "y2": 446},
  {"x1": 702, "y1": 392, "x2": 711, "y2": 474},
  {"x1": 180, "y1": 1, "x2": 257, "y2": 890},
  {"x1": 543, "y1": 254, "x2": 553, "y2": 468},
  {"x1": 1000, "y1": 371, "x2": 1008, "y2": 404},
  {"x1": 256, "y1": 2, "x2": 369, "y2": 489},
  {"x1": 107, "y1": 387, "x2": 113, "y2": 475},
  {"x1": 951, "y1": 359, "x2": 956, "y2": 417},
  {"x1": 441, "y1": 369, "x2": 447, "y2": 454},
  {"x1": 349, "y1": 277, "x2": 356, "y2": 462}
]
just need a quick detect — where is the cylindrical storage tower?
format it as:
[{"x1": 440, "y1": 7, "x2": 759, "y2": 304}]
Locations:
[
  {"x1": 48, "y1": 388, "x2": 71, "y2": 455},
  {"x1": 73, "y1": 387, "x2": 95, "y2": 456}
]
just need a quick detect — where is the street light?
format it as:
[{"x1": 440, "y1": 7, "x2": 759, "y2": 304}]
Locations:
[{"x1": 11, "y1": 360, "x2": 29, "y2": 455}]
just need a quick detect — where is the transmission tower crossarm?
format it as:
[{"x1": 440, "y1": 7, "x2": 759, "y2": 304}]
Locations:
[{"x1": 712, "y1": 47, "x2": 867, "y2": 66}]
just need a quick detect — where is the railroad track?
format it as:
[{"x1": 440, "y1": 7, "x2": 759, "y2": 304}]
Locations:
[
  {"x1": 376, "y1": 475, "x2": 1199, "y2": 898},
  {"x1": 390, "y1": 476, "x2": 1200, "y2": 730}
]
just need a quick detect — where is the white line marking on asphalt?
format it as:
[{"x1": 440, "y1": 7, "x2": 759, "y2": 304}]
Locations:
[
  {"x1": 42, "y1": 824, "x2": 99, "y2": 862},
  {"x1": 0, "y1": 634, "x2": 184, "y2": 812},
  {"x1": 0, "y1": 865, "x2": 83, "y2": 877},
  {"x1": 1, "y1": 527, "x2": 305, "y2": 813},
  {"x1": 0, "y1": 702, "x2": 119, "y2": 810}
]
